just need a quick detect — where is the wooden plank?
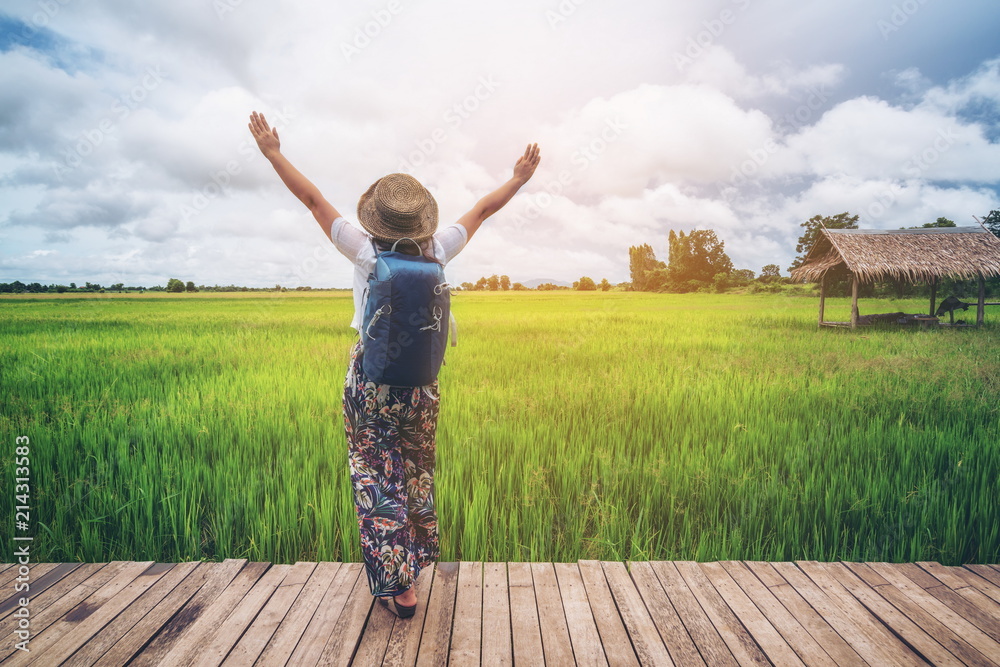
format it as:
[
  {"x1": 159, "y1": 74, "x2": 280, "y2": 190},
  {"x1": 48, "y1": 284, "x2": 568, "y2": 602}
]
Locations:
[
  {"x1": 65, "y1": 562, "x2": 198, "y2": 666},
  {"x1": 94, "y1": 562, "x2": 215, "y2": 667},
  {"x1": 0, "y1": 563, "x2": 64, "y2": 614},
  {"x1": 628, "y1": 561, "x2": 702, "y2": 665},
  {"x1": 674, "y1": 561, "x2": 769, "y2": 666},
  {"x1": 578, "y1": 560, "x2": 638, "y2": 667},
  {"x1": 840, "y1": 562, "x2": 984, "y2": 667},
  {"x1": 2, "y1": 562, "x2": 132, "y2": 663},
  {"x1": 553, "y1": 562, "x2": 606, "y2": 666},
  {"x1": 352, "y1": 589, "x2": 395, "y2": 667},
  {"x1": 700, "y1": 561, "x2": 804, "y2": 666},
  {"x1": 896, "y1": 563, "x2": 1000, "y2": 644},
  {"x1": 253, "y1": 562, "x2": 341, "y2": 667},
  {"x1": 150, "y1": 560, "x2": 269, "y2": 667},
  {"x1": 651, "y1": 561, "x2": 737, "y2": 667},
  {"x1": 317, "y1": 565, "x2": 377, "y2": 666},
  {"x1": 220, "y1": 562, "x2": 319, "y2": 665},
  {"x1": 192, "y1": 563, "x2": 293, "y2": 666},
  {"x1": 449, "y1": 561, "x2": 484, "y2": 665},
  {"x1": 602, "y1": 561, "x2": 674, "y2": 666},
  {"x1": 866, "y1": 561, "x2": 1000, "y2": 663},
  {"x1": 969, "y1": 565, "x2": 1000, "y2": 587},
  {"x1": 0, "y1": 563, "x2": 107, "y2": 659},
  {"x1": 382, "y1": 563, "x2": 437, "y2": 667},
  {"x1": 915, "y1": 562, "x2": 972, "y2": 591},
  {"x1": 965, "y1": 565, "x2": 1000, "y2": 600},
  {"x1": 797, "y1": 561, "x2": 932, "y2": 665},
  {"x1": 721, "y1": 561, "x2": 834, "y2": 666},
  {"x1": 415, "y1": 560, "x2": 459, "y2": 667},
  {"x1": 0, "y1": 561, "x2": 47, "y2": 584},
  {"x1": 918, "y1": 562, "x2": 1000, "y2": 618},
  {"x1": 287, "y1": 562, "x2": 363, "y2": 666},
  {"x1": 126, "y1": 560, "x2": 247, "y2": 667},
  {"x1": 531, "y1": 562, "x2": 575, "y2": 666},
  {"x1": 771, "y1": 561, "x2": 904, "y2": 666},
  {"x1": 6, "y1": 560, "x2": 161, "y2": 667},
  {"x1": 743, "y1": 561, "x2": 864, "y2": 666},
  {"x1": 506, "y1": 562, "x2": 544, "y2": 667},
  {"x1": 480, "y1": 562, "x2": 513, "y2": 666}
]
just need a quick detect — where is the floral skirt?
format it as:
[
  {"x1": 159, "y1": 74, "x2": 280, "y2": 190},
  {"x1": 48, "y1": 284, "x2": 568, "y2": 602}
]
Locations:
[{"x1": 342, "y1": 339, "x2": 441, "y2": 597}]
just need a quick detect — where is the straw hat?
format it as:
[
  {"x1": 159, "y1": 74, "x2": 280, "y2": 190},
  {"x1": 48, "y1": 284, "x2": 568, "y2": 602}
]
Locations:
[{"x1": 357, "y1": 173, "x2": 438, "y2": 243}]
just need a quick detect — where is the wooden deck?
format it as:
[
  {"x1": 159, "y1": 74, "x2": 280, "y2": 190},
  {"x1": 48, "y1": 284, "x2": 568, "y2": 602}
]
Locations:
[{"x1": 2, "y1": 560, "x2": 999, "y2": 665}]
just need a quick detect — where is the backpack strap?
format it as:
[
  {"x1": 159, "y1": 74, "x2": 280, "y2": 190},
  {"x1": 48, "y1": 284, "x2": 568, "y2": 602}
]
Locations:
[{"x1": 391, "y1": 237, "x2": 419, "y2": 253}]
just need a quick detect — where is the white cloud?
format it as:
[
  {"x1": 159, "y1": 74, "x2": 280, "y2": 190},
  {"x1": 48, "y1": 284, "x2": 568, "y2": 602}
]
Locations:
[
  {"x1": 682, "y1": 45, "x2": 846, "y2": 101},
  {"x1": 1, "y1": 1, "x2": 998, "y2": 288}
]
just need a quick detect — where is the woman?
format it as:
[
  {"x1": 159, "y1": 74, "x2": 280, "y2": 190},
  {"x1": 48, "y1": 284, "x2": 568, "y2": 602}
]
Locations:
[{"x1": 248, "y1": 111, "x2": 540, "y2": 617}]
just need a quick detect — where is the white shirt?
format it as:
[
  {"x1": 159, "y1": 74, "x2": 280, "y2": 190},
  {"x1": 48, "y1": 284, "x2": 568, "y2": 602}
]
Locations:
[{"x1": 328, "y1": 216, "x2": 468, "y2": 332}]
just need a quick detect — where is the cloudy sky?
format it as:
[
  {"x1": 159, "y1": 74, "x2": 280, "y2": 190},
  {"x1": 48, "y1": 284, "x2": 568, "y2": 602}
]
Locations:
[{"x1": 2, "y1": 0, "x2": 999, "y2": 288}]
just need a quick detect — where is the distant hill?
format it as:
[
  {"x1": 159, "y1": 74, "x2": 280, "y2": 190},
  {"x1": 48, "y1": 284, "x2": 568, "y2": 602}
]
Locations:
[{"x1": 522, "y1": 278, "x2": 572, "y2": 288}]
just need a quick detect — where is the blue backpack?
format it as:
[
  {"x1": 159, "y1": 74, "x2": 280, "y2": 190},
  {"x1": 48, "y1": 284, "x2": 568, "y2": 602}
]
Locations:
[{"x1": 361, "y1": 237, "x2": 454, "y2": 386}]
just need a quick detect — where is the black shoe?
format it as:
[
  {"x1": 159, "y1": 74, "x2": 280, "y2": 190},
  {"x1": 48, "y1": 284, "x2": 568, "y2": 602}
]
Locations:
[{"x1": 378, "y1": 595, "x2": 416, "y2": 619}]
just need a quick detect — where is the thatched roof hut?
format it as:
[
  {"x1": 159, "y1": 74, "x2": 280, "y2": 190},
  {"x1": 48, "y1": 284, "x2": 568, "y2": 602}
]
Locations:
[{"x1": 790, "y1": 226, "x2": 1000, "y2": 328}]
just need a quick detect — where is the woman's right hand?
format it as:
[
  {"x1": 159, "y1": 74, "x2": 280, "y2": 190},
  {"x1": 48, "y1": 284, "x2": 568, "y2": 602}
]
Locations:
[
  {"x1": 248, "y1": 111, "x2": 281, "y2": 159},
  {"x1": 513, "y1": 143, "x2": 540, "y2": 184}
]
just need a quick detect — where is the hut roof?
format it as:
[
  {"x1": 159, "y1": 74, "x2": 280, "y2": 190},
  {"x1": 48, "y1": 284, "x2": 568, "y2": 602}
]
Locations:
[{"x1": 790, "y1": 226, "x2": 1000, "y2": 283}]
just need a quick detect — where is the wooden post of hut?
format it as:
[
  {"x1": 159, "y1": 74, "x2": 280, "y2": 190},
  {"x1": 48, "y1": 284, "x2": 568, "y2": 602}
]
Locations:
[
  {"x1": 850, "y1": 273, "x2": 859, "y2": 329},
  {"x1": 929, "y1": 276, "x2": 937, "y2": 317},
  {"x1": 978, "y1": 275, "x2": 986, "y2": 326},
  {"x1": 818, "y1": 273, "x2": 826, "y2": 327}
]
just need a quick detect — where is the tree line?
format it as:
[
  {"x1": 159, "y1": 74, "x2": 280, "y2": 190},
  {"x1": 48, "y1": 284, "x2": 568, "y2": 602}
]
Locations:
[
  {"x1": 0, "y1": 280, "x2": 336, "y2": 294},
  {"x1": 627, "y1": 208, "x2": 1000, "y2": 296},
  {"x1": 5, "y1": 210, "x2": 996, "y2": 295}
]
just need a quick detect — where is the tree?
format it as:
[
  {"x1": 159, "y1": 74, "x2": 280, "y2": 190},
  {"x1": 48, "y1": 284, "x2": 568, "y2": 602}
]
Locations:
[
  {"x1": 628, "y1": 244, "x2": 666, "y2": 291},
  {"x1": 110, "y1": 283, "x2": 124, "y2": 292},
  {"x1": 69, "y1": 282, "x2": 76, "y2": 289},
  {"x1": 731, "y1": 269, "x2": 755, "y2": 287},
  {"x1": 500, "y1": 275, "x2": 511, "y2": 290},
  {"x1": 598, "y1": 278, "x2": 611, "y2": 291},
  {"x1": 983, "y1": 210, "x2": 1000, "y2": 238},
  {"x1": 788, "y1": 212, "x2": 859, "y2": 273},
  {"x1": 166, "y1": 278, "x2": 185, "y2": 293},
  {"x1": 487, "y1": 274, "x2": 500, "y2": 291},
  {"x1": 712, "y1": 272, "x2": 729, "y2": 293},
  {"x1": 905, "y1": 217, "x2": 955, "y2": 229},
  {"x1": 759, "y1": 264, "x2": 781, "y2": 282},
  {"x1": 574, "y1": 276, "x2": 597, "y2": 291},
  {"x1": 667, "y1": 229, "x2": 733, "y2": 286},
  {"x1": 474, "y1": 277, "x2": 488, "y2": 290},
  {"x1": 927, "y1": 217, "x2": 956, "y2": 228},
  {"x1": 185, "y1": 281, "x2": 198, "y2": 292},
  {"x1": 512, "y1": 282, "x2": 527, "y2": 290},
  {"x1": 460, "y1": 282, "x2": 474, "y2": 291}
]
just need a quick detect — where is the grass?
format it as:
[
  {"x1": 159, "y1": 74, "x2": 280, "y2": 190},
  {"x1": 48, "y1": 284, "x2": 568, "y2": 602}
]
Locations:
[{"x1": 1, "y1": 291, "x2": 997, "y2": 565}]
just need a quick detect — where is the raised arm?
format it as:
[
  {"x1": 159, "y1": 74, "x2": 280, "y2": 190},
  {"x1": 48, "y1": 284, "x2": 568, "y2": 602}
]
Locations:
[
  {"x1": 456, "y1": 143, "x2": 540, "y2": 242},
  {"x1": 248, "y1": 111, "x2": 342, "y2": 240}
]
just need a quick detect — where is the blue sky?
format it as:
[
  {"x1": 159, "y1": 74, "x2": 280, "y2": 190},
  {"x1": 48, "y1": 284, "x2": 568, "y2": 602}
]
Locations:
[{"x1": 1, "y1": 0, "x2": 999, "y2": 288}]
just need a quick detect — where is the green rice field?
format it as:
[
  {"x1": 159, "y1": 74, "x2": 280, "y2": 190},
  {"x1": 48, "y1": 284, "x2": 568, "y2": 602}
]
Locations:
[{"x1": 1, "y1": 291, "x2": 998, "y2": 566}]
